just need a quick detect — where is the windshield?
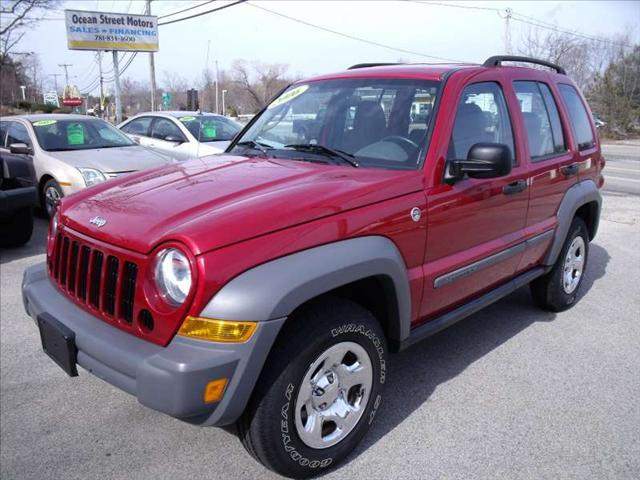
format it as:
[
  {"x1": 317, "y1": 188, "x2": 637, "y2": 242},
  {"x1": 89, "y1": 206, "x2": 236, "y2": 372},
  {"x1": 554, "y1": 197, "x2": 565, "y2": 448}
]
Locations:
[
  {"x1": 230, "y1": 78, "x2": 440, "y2": 170},
  {"x1": 31, "y1": 118, "x2": 135, "y2": 151},
  {"x1": 178, "y1": 115, "x2": 242, "y2": 142}
]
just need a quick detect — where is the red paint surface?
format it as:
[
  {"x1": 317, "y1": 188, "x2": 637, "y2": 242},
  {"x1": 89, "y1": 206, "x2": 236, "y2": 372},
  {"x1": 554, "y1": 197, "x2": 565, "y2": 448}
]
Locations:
[{"x1": 52, "y1": 63, "x2": 602, "y2": 346}]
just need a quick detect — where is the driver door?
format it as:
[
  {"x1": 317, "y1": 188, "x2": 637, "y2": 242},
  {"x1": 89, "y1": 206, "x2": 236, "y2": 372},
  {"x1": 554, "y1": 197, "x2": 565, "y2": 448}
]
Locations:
[
  {"x1": 147, "y1": 118, "x2": 190, "y2": 160},
  {"x1": 420, "y1": 79, "x2": 530, "y2": 319}
]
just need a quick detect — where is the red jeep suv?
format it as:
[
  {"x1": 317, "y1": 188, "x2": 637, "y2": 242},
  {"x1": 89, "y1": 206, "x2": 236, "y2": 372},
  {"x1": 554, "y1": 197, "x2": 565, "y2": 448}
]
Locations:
[{"x1": 23, "y1": 56, "x2": 603, "y2": 478}]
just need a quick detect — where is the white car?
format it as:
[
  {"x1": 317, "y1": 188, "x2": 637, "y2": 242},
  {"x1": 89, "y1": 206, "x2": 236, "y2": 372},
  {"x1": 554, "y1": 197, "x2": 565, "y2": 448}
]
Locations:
[
  {"x1": 118, "y1": 112, "x2": 242, "y2": 160},
  {"x1": 0, "y1": 114, "x2": 177, "y2": 217}
]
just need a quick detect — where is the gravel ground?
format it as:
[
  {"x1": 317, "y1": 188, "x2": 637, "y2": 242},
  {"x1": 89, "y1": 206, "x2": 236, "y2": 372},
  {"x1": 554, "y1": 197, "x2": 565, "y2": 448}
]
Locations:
[{"x1": 1, "y1": 174, "x2": 639, "y2": 480}]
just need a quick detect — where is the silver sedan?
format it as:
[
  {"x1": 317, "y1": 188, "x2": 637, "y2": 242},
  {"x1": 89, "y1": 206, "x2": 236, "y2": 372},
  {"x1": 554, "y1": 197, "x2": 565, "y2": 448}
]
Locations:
[
  {"x1": 0, "y1": 114, "x2": 177, "y2": 217},
  {"x1": 118, "y1": 112, "x2": 242, "y2": 160}
]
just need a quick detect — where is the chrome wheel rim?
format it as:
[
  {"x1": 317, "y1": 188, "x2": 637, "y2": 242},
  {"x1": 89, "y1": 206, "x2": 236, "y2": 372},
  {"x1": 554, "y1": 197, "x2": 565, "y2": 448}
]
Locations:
[
  {"x1": 563, "y1": 236, "x2": 585, "y2": 294},
  {"x1": 45, "y1": 186, "x2": 61, "y2": 217},
  {"x1": 294, "y1": 341, "x2": 373, "y2": 449}
]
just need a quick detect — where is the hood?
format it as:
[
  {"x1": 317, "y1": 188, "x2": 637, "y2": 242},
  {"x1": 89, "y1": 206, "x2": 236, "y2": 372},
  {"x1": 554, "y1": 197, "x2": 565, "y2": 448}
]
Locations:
[
  {"x1": 61, "y1": 154, "x2": 423, "y2": 255},
  {"x1": 195, "y1": 141, "x2": 229, "y2": 155},
  {"x1": 46, "y1": 145, "x2": 176, "y2": 173}
]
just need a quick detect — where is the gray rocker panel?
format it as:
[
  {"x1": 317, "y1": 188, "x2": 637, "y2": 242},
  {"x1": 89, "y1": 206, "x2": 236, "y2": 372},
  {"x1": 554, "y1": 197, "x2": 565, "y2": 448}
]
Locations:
[
  {"x1": 544, "y1": 179, "x2": 601, "y2": 266},
  {"x1": 200, "y1": 235, "x2": 413, "y2": 344}
]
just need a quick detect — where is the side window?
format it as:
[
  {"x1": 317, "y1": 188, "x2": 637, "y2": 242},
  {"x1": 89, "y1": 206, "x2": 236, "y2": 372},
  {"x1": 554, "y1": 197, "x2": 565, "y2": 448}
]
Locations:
[
  {"x1": 513, "y1": 81, "x2": 565, "y2": 160},
  {"x1": 121, "y1": 116, "x2": 153, "y2": 136},
  {"x1": 558, "y1": 84, "x2": 595, "y2": 151},
  {"x1": 6, "y1": 122, "x2": 31, "y2": 147},
  {"x1": 150, "y1": 118, "x2": 185, "y2": 141},
  {"x1": 448, "y1": 82, "x2": 515, "y2": 163}
]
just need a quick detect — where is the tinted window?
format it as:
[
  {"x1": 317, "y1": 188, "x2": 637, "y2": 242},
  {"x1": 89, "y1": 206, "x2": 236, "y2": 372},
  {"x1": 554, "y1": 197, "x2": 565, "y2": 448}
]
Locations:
[
  {"x1": 232, "y1": 78, "x2": 441, "y2": 170},
  {"x1": 179, "y1": 115, "x2": 241, "y2": 142},
  {"x1": 558, "y1": 84, "x2": 595, "y2": 150},
  {"x1": 539, "y1": 84, "x2": 565, "y2": 153},
  {"x1": 31, "y1": 118, "x2": 135, "y2": 151},
  {"x1": 448, "y1": 82, "x2": 515, "y2": 163},
  {"x1": 150, "y1": 118, "x2": 185, "y2": 141},
  {"x1": 121, "y1": 116, "x2": 153, "y2": 136},
  {"x1": 514, "y1": 81, "x2": 565, "y2": 159},
  {"x1": 0, "y1": 121, "x2": 8, "y2": 147},
  {"x1": 7, "y1": 122, "x2": 31, "y2": 147}
]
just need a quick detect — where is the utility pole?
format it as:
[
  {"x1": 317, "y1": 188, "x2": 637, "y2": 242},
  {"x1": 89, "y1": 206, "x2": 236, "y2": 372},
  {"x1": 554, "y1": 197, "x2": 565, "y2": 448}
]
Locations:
[
  {"x1": 215, "y1": 59, "x2": 219, "y2": 114},
  {"x1": 48, "y1": 73, "x2": 61, "y2": 94},
  {"x1": 146, "y1": 0, "x2": 157, "y2": 111},
  {"x1": 97, "y1": 52, "x2": 105, "y2": 118},
  {"x1": 504, "y1": 8, "x2": 513, "y2": 55},
  {"x1": 112, "y1": 51, "x2": 122, "y2": 123},
  {"x1": 58, "y1": 63, "x2": 73, "y2": 86}
]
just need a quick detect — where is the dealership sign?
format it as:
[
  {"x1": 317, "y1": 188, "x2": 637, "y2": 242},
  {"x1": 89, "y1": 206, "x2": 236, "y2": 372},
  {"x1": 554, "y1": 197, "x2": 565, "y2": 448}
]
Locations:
[{"x1": 65, "y1": 9, "x2": 158, "y2": 52}]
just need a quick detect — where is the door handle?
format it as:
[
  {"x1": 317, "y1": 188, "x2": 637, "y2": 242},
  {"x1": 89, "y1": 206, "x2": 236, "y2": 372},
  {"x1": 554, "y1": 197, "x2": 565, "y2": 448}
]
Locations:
[
  {"x1": 561, "y1": 164, "x2": 579, "y2": 177},
  {"x1": 502, "y1": 179, "x2": 527, "y2": 195}
]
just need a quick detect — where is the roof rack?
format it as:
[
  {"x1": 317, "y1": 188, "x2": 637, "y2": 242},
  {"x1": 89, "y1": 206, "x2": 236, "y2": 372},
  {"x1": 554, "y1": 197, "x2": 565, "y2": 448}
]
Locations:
[
  {"x1": 483, "y1": 55, "x2": 566, "y2": 75},
  {"x1": 348, "y1": 63, "x2": 403, "y2": 70}
]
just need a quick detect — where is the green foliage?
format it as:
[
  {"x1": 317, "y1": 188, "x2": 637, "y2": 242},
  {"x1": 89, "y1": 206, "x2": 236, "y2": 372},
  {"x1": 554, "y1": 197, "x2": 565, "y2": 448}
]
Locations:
[{"x1": 589, "y1": 46, "x2": 640, "y2": 137}]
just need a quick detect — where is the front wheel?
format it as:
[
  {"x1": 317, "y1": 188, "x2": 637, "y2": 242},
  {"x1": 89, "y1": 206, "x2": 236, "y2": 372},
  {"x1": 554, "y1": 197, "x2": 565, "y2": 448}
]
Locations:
[
  {"x1": 42, "y1": 178, "x2": 63, "y2": 218},
  {"x1": 237, "y1": 298, "x2": 387, "y2": 478}
]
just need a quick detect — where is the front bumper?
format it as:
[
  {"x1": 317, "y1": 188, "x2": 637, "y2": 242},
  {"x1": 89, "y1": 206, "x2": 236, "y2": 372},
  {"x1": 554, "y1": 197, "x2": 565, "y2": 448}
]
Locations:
[{"x1": 22, "y1": 263, "x2": 286, "y2": 426}]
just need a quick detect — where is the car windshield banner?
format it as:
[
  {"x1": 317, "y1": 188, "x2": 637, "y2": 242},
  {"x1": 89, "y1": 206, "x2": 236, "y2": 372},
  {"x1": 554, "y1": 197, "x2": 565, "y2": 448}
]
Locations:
[{"x1": 65, "y1": 9, "x2": 158, "y2": 52}]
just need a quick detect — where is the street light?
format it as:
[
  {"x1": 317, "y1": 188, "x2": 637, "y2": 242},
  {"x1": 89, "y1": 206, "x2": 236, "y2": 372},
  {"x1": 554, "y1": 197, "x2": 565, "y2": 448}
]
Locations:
[{"x1": 222, "y1": 89, "x2": 227, "y2": 116}]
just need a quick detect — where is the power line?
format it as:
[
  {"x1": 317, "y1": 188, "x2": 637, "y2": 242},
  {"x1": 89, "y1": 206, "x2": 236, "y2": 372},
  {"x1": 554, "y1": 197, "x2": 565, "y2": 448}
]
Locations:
[
  {"x1": 158, "y1": 0, "x2": 246, "y2": 26},
  {"x1": 404, "y1": 0, "x2": 634, "y2": 48},
  {"x1": 157, "y1": 0, "x2": 217, "y2": 19},
  {"x1": 247, "y1": 2, "x2": 468, "y2": 63}
]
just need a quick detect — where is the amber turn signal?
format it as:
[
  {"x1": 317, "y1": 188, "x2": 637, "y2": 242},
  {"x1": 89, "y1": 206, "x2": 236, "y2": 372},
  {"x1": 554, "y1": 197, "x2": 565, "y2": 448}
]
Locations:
[
  {"x1": 203, "y1": 378, "x2": 228, "y2": 403},
  {"x1": 177, "y1": 316, "x2": 257, "y2": 343}
]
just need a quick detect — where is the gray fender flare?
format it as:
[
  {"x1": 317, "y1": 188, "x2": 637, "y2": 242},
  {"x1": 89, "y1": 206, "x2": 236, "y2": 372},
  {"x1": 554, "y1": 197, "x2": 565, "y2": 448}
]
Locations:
[
  {"x1": 544, "y1": 179, "x2": 602, "y2": 266},
  {"x1": 200, "y1": 235, "x2": 412, "y2": 345}
]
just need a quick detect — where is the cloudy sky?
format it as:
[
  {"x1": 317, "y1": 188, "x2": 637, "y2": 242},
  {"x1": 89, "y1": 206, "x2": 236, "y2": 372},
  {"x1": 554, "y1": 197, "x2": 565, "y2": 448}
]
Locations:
[{"x1": 15, "y1": 0, "x2": 640, "y2": 94}]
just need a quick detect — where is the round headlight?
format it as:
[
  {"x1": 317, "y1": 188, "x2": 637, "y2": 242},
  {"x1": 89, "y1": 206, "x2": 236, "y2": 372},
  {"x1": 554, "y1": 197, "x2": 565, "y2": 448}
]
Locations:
[{"x1": 154, "y1": 248, "x2": 192, "y2": 305}]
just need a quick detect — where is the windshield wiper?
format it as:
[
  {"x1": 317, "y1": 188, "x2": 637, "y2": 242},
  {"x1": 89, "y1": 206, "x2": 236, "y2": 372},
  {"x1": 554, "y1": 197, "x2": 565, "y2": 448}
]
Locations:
[
  {"x1": 235, "y1": 140, "x2": 273, "y2": 157},
  {"x1": 284, "y1": 144, "x2": 359, "y2": 168}
]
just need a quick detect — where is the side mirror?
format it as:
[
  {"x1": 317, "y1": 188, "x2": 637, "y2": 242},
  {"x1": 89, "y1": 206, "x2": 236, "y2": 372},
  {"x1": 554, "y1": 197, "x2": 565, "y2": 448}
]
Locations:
[
  {"x1": 446, "y1": 143, "x2": 512, "y2": 183},
  {"x1": 9, "y1": 143, "x2": 33, "y2": 155},
  {"x1": 164, "y1": 135, "x2": 183, "y2": 144}
]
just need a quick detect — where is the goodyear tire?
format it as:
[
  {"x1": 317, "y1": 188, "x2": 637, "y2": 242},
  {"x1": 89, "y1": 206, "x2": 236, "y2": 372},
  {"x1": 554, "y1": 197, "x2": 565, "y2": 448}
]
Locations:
[
  {"x1": 531, "y1": 217, "x2": 590, "y2": 311},
  {"x1": 238, "y1": 297, "x2": 387, "y2": 478}
]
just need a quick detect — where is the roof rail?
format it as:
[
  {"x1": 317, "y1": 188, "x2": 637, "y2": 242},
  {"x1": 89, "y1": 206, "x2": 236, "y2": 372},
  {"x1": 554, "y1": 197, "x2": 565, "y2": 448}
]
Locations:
[
  {"x1": 483, "y1": 55, "x2": 566, "y2": 75},
  {"x1": 348, "y1": 62, "x2": 403, "y2": 70}
]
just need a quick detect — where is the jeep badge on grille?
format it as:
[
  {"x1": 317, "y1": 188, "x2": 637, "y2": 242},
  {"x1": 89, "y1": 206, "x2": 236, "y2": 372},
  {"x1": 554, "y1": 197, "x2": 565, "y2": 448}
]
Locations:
[{"x1": 89, "y1": 216, "x2": 107, "y2": 228}]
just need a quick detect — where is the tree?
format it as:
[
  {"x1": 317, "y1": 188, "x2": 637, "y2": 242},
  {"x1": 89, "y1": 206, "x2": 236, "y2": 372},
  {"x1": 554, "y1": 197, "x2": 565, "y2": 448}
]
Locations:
[
  {"x1": 1, "y1": 0, "x2": 58, "y2": 57},
  {"x1": 518, "y1": 27, "x2": 606, "y2": 92},
  {"x1": 230, "y1": 60, "x2": 292, "y2": 112},
  {"x1": 589, "y1": 45, "x2": 640, "y2": 137}
]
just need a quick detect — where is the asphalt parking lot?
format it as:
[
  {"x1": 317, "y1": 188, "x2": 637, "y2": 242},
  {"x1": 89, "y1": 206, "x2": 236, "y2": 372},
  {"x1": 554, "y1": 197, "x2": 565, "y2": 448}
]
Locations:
[{"x1": 1, "y1": 143, "x2": 639, "y2": 480}]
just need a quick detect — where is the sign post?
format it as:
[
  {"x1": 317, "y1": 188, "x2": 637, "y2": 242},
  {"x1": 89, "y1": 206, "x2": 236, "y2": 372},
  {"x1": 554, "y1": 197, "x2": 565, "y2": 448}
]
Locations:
[{"x1": 64, "y1": 9, "x2": 159, "y2": 122}]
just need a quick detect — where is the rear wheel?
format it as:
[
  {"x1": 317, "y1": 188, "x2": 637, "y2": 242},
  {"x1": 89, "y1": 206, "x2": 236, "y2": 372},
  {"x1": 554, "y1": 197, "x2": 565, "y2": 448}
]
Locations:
[
  {"x1": 42, "y1": 179, "x2": 63, "y2": 218},
  {"x1": 531, "y1": 217, "x2": 589, "y2": 311},
  {"x1": 0, "y1": 206, "x2": 33, "y2": 247},
  {"x1": 237, "y1": 297, "x2": 387, "y2": 478}
]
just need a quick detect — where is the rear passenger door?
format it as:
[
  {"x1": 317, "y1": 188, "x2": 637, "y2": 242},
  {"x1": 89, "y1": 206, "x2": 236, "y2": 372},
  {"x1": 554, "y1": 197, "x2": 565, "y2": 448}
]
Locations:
[
  {"x1": 511, "y1": 79, "x2": 577, "y2": 272},
  {"x1": 421, "y1": 79, "x2": 529, "y2": 319}
]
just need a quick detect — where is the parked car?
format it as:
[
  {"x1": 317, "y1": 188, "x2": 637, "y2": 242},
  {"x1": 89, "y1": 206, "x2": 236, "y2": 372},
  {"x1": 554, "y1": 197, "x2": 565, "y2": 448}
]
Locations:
[
  {"x1": 118, "y1": 112, "x2": 242, "y2": 160},
  {"x1": 0, "y1": 114, "x2": 178, "y2": 217},
  {"x1": 0, "y1": 151, "x2": 37, "y2": 247},
  {"x1": 22, "y1": 56, "x2": 604, "y2": 478}
]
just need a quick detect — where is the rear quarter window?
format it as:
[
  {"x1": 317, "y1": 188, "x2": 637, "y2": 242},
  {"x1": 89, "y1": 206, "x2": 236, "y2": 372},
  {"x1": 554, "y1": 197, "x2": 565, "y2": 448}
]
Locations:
[{"x1": 558, "y1": 84, "x2": 595, "y2": 151}]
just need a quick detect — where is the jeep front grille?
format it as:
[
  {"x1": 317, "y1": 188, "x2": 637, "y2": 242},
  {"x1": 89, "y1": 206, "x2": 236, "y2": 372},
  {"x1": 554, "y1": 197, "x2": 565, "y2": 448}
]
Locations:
[{"x1": 48, "y1": 231, "x2": 139, "y2": 324}]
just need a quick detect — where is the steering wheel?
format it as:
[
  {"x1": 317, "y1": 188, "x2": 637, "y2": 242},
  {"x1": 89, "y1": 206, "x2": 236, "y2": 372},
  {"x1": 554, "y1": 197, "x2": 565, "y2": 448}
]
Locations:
[{"x1": 380, "y1": 135, "x2": 419, "y2": 153}]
